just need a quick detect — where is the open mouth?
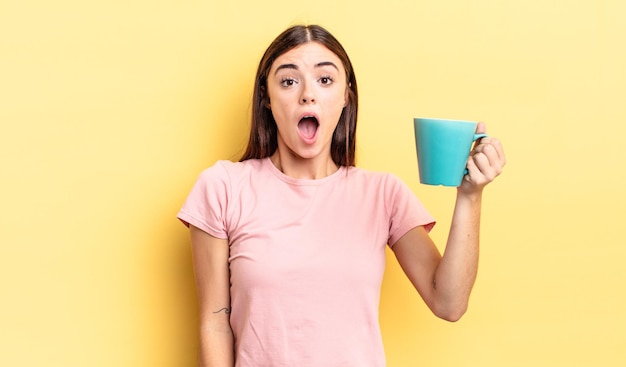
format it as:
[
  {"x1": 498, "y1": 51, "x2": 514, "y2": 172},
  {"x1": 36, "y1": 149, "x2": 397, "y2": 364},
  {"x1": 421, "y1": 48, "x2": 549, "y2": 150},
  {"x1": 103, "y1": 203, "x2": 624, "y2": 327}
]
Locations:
[{"x1": 298, "y1": 116, "x2": 319, "y2": 140}]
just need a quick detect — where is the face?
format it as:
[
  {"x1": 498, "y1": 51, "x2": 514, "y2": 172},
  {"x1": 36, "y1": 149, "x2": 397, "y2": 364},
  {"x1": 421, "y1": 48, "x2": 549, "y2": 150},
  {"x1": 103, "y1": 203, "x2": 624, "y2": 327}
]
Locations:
[{"x1": 266, "y1": 42, "x2": 348, "y2": 164}]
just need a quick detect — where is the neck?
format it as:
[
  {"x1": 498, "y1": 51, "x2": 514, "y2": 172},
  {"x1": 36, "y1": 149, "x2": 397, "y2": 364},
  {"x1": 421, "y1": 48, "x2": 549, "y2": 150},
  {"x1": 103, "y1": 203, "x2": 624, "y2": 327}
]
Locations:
[{"x1": 270, "y1": 151, "x2": 339, "y2": 180}]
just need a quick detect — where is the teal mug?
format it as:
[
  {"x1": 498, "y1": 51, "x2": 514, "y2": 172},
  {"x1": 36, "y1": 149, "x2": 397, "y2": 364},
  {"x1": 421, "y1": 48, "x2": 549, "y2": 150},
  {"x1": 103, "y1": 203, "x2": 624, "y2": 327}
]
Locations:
[{"x1": 413, "y1": 117, "x2": 487, "y2": 186}]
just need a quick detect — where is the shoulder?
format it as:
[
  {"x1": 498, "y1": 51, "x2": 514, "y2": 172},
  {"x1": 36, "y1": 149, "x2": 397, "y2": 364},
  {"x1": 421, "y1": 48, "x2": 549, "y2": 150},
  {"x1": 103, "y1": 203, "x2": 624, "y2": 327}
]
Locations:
[
  {"x1": 345, "y1": 166, "x2": 407, "y2": 190},
  {"x1": 198, "y1": 159, "x2": 265, "y2": 182},
  {"x1": 345, "y1": 167, "x2": 419, "y2": 212}
]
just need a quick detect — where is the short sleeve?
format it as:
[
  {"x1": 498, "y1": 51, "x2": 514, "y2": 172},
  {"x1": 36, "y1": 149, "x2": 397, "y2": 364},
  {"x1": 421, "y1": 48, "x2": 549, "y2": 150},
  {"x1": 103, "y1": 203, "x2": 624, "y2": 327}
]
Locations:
[
  {"x1": 176, "y1": 162, "x2": 230, "y2": 239},
  {"x1": 385, "y1": 174, "x2": 436, "y2": 247}
]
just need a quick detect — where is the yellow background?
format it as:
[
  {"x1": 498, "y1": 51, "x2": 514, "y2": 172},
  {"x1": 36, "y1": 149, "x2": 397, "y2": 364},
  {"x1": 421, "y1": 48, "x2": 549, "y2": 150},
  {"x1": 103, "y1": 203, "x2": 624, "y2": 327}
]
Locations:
[{"x1": 2, "y1": 0, "x2": 625, "y2": 365}]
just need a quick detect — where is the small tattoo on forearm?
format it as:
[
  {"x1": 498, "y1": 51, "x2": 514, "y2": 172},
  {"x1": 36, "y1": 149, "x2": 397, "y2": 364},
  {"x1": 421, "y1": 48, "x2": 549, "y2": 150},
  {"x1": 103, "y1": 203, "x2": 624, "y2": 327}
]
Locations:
[{"x1": 213, "y1": 307, "x2": 231, "y2": 314}]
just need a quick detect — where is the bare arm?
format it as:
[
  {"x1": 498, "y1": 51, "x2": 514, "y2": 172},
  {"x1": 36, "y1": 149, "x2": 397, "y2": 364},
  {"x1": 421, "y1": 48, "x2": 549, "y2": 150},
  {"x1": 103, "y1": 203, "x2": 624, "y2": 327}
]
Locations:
[
  {"x1": 190, "y1": 225, "x2": 234, "y2": 367},
  {"x1": 392, "y1": 223, "x2": 476, "y2": 322},
  {"x1": 393, "y1": 123, "x2": 505, "y2": 322}
]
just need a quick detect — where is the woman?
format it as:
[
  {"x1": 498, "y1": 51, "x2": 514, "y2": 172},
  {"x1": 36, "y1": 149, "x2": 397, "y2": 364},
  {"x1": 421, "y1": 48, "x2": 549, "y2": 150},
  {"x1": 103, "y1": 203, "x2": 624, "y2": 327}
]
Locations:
[{"x1": 178, "y1": 24, "x2": 505, "y2": 367}]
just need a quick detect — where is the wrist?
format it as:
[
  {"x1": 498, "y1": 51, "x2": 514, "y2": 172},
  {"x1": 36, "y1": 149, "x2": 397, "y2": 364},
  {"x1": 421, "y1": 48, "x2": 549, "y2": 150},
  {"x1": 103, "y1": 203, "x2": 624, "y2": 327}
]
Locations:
[{"x1": 456, "y1": 187, "x2": 483, "y2": 203}]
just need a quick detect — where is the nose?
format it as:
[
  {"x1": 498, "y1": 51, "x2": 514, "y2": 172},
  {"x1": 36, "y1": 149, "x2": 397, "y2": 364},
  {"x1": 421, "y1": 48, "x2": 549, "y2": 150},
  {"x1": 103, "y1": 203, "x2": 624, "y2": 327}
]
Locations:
[{"x1": 300, "y1": 82, "x2": 315, "y2": 104}]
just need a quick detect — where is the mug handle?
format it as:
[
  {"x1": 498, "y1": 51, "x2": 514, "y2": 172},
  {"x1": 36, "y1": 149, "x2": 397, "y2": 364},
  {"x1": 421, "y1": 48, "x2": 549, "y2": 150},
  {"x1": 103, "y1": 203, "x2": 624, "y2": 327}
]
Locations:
[{"x1": 463, "y1": 133, "x2": 488, "y2": 175}]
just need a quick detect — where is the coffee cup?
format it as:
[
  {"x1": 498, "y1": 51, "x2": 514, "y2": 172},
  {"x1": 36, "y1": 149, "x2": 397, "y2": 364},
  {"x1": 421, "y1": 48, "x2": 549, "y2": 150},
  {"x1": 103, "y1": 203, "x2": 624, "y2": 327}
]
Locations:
[{"x1": 413, "y1": 117, "x2": 487, "y2": 186}]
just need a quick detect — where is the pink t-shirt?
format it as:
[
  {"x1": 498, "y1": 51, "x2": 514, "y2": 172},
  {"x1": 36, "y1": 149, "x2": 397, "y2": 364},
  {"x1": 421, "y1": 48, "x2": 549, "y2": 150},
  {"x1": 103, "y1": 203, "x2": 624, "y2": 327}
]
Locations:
[{"x1": 178, "y1": 158, "x2": 435, "y2": 367}]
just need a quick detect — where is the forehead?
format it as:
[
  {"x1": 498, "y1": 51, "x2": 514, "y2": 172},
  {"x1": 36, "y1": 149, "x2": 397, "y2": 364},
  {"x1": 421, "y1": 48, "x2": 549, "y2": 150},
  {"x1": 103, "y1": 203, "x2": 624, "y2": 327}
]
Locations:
[{"x1": 271, "y1": 42, "x2": 345, "y2": 72}]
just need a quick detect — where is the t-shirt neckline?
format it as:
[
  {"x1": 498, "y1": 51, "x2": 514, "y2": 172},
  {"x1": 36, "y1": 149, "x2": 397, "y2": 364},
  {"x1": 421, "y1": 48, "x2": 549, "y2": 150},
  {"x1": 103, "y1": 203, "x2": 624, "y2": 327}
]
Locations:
[{"x1": 262, "y1": 157, "x2": 347, "y2": 186}]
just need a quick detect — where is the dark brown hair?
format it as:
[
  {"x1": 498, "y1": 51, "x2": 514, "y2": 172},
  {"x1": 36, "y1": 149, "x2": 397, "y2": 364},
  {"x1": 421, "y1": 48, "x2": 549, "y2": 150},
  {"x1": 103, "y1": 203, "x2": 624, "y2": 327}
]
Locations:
[{"x1": 240, "y1": 24, "x2": 358, "y2": 166}]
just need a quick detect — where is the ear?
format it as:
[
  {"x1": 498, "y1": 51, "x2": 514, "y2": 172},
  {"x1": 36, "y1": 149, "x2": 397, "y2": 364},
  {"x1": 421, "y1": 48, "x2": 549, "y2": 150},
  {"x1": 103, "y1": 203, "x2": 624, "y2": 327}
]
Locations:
[
  {"x1": 261, "y1": 86, "x2": 271, "y2": 109},
  {"x1": 343, "y1": 83, "x2": 351, "y2": 107}
]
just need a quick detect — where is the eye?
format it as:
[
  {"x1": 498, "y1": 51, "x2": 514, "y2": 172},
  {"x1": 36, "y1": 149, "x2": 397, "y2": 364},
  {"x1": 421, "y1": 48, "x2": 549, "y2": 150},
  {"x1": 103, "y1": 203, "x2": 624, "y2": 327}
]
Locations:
[
  {"x1": 319, "y1": 76, "x2": 334, "y2": 85},
  {"x1": 280, "y1": 78, "x2": 297, "y2": 87}
]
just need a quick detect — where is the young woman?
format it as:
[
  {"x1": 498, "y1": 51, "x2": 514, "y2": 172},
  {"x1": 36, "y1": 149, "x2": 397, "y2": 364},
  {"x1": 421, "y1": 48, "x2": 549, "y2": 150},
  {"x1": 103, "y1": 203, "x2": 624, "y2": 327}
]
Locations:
[{"x1": 178, "y1": 24, "x2": 505, "y2": 367}]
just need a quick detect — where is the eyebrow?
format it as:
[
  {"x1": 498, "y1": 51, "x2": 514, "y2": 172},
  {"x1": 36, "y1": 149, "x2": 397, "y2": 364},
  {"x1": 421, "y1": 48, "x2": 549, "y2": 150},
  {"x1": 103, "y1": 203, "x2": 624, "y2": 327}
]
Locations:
[{"x1": 274, "y1": 61, "x2": 339, "y2": 75}]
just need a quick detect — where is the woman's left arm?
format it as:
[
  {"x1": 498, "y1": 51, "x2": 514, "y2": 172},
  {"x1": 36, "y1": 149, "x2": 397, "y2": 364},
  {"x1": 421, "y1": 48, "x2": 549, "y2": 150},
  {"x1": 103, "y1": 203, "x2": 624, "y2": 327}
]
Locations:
[{"x1": 392, "y1": 123, "x2": 505, "y2": 322}]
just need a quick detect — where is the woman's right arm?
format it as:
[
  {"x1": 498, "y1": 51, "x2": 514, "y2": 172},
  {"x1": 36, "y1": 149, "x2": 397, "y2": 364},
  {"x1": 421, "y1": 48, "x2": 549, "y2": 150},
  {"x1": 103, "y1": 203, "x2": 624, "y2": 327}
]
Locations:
[{"x1": 190, "y1": 225, "x2": 234, "y2": 367}]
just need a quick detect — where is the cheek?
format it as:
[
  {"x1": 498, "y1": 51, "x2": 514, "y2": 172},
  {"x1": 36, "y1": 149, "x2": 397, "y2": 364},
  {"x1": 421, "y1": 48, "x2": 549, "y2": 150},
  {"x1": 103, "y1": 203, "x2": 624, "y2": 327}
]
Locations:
[
  {"x1": 269, "y1": 102, "x2": 294, "y2": 127},
  {"x1": 270, "y1": 108, "x2": 286, "y2": 125},
  {"x1": 331, "y1": 95, "x2": 347, "y2": 116},
  {"x1": 325, "y1": 90, "x2": 348, "y2": 109}
]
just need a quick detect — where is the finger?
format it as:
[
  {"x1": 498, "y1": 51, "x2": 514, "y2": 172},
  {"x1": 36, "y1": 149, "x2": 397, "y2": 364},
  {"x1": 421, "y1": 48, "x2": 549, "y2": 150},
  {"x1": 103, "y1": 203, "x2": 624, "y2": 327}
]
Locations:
[
  {"x1": 465, "y1": 154, "x2": 484, "y2": 181},
  {"x1": 473, "y1": 136, "x2": 495, "y2": 146},
  {"x1": 473, "y1": 138, "x2": 505, "y2": 165},
  {"x1": 490, "y1": 138, "x2": 506, "y2": 166},
  {"x1": 474, "y1": 150, "x2": 503, "y2": 181},
  {"x1": 475, "y1": 121, "x2": 487, "y2": 135},
  {"x1": 486, "y1": 153, "x2": 502, "y2": 178},
  {"x1": 472, "y1": 122, "x2": 488, "y2": 150},
  {"x1": 464, "y1": 155, "x2": 489, "y2": 185},
  {"x1": 478, "y1": 143, "x2": 499, "y2": 163},
  {"x1": 472, "y1": 151, "x2": 490, "y2": 172}
]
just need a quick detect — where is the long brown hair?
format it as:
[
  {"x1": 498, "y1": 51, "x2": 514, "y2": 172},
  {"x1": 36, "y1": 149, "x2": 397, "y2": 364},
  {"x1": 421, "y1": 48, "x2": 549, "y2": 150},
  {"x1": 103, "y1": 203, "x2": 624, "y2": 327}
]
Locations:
[{"x1": 240, "y1": 24, "x2": 358, "y2": 166}]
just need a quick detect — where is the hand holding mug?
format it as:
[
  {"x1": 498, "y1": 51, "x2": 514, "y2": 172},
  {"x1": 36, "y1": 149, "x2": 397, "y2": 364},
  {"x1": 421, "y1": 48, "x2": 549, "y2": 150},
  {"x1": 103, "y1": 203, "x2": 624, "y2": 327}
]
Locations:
[
  {"x1": 413, "y1": 118, "x2": 505, "y2": 188},
  {"x1": 461, "y1": 122, "x2": 506, "y2": 192}
]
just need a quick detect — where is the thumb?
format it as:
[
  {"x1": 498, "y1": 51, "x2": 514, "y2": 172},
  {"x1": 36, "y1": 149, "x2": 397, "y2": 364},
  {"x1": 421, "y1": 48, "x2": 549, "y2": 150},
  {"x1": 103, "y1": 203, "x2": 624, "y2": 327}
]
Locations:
[
  {"x1": 473, "y1": 122, "x2": 488, "y2": 147},
  {"x1": 476, "y1": 122, "x2": 487, "y2": 134},
  {"x1": 476, "y1": 121, "x2": 487, "y2": 134}
]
